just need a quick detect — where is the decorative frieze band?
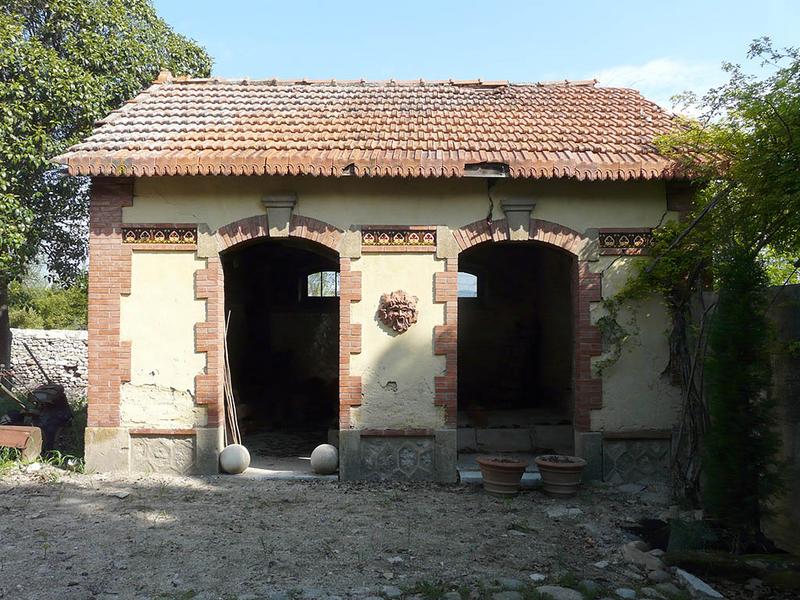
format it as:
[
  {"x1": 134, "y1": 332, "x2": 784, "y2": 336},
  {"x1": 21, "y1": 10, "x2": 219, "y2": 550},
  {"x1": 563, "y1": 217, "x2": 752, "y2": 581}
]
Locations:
[
  {"x1": 122, "y1": 226, "x2": 197, "y2": 245},
  {"x1": 361, "y1": 226, "x2": 436, "y2": 252},
  {"x1": 598, "y1": 229, "x2": 653, "y2": 255}
]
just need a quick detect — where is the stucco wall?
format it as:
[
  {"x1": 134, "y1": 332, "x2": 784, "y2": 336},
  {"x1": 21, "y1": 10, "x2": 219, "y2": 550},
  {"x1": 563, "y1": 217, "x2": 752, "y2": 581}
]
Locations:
[
  {"x1": 349, "y1": 253, "x2": 446, "y2": 428},
  {"x1": 127, "y1": 176, "x2": 669, "y2": 233},
  {"x1": 590, "y1": 256, "x2": 682, "y2": 431},
  {"x1": 119, "y1": 251, "x2": 208, "y2": 429},
  {"x1": 120, "y1": 175, "x2": 680, "y2": 435}
]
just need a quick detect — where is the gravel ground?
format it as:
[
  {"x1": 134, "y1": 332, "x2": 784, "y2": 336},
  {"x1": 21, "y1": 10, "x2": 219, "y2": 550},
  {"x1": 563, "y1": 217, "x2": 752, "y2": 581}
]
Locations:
[{"x1": 0, "y1": 466, "x2": 767, "y2": 600}]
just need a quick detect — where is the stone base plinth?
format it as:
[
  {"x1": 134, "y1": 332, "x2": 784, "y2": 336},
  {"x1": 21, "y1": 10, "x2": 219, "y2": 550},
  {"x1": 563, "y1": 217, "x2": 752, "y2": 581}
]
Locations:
[
  {"x1": 84, "y1": 426, "x2": 222, "y2": 475},
  {"x1": 340, "y1": 429, "x2": 457, "y2": 483}
]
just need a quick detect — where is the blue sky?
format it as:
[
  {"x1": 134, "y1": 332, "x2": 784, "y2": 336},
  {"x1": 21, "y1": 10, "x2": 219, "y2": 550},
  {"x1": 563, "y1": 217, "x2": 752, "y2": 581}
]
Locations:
[{"x1": 154, "y1": 0, "x2": 799, "y2": 108}]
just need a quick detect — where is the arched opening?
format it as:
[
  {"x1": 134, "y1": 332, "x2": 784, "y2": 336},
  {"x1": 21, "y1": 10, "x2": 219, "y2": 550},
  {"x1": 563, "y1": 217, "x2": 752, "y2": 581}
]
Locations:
[
  {"x1": 221, "y1": 237, "x2": 339, "y2": 469},
  {"x1": 457, "y1": 241, "x2": 575, "y2": 459}
]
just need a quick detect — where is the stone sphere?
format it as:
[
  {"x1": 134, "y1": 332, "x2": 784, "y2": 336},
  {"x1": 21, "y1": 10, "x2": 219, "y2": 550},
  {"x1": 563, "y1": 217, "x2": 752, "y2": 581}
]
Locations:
[
  {"x1": 219, "y1": 444, "x2": 250, "y2": 474},
  {"x1": 310, "y1": 444, "x2": 338, "y2": 474}
]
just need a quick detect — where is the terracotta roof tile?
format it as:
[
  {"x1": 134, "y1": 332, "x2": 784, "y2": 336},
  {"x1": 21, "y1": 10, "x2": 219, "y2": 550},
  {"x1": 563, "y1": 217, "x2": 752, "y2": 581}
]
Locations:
[{"x1": 55, "y1": 78, "x2": 680, "y2": 180}]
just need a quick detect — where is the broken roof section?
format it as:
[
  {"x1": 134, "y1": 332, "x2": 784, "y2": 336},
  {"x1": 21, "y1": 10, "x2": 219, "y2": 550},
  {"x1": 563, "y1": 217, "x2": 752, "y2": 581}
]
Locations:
[{"x1": 54, "y1": 73, "x2": 680, "y2": 180}]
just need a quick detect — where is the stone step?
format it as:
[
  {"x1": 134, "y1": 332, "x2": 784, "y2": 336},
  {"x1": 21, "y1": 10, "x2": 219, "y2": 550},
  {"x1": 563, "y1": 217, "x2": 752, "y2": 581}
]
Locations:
[{"x1": 458, "y1": 469, "x2": 542, "y2": 488}]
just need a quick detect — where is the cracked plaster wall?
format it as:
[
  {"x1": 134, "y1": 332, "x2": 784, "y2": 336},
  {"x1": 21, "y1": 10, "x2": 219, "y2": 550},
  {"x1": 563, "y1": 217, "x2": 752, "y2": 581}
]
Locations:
[
  {"x1": 124, "y1": 177, "x2": 679, "y2": 434},
  {"x1": 120, "y1": 251, "x2": 207, "y2": 429},
  {"x1": 350, "y1": 253, "x2": 446, "y2": 429}
]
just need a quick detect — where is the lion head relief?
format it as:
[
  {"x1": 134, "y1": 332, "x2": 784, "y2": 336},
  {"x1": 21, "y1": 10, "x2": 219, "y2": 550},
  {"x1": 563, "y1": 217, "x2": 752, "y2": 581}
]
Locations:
[{"x1": 377, "y1": 290, "x2": 419, "y2": 333}]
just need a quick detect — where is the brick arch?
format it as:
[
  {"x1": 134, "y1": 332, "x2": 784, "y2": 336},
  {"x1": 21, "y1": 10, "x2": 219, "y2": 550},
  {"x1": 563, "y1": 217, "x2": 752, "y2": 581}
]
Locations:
[
  {"x1": 215, "y1": 214, "x2": 344, "y2": 253},
  {"x1": 453, "y1": 217, "x2": 589, "y2": 255},
  {"x1": 210, "y1": 212, "x2": 362, "y2": 433},
  {"x1": 433, "y1": 217, "x2": 602, "y2": 434}
]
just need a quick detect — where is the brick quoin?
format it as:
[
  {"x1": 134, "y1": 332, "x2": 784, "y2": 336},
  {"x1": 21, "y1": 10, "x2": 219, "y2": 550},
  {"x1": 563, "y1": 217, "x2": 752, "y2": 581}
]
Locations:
[
  {"x1": 453, "y1": 218, "x2": 603, "y2": 432},
  {"x1": 433, "y1": 258, "x2": 458, "y2": 428},
  {"x1": 194, "y1": 256, "x2": 225, "y2": 428},
  {"x1": 87, "y1": 177, "x2": 134, "y2": 427},
  {"x1": 214, "y1": 213, "x2": 360, "y2": 430}
]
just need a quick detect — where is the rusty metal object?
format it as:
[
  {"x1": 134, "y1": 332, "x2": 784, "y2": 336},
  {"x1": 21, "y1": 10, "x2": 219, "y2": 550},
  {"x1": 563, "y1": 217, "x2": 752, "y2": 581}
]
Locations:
[
  {"x1": 377, "y1": 290, "x2": 419, "y2": 333},
  {"x1": 0, "y1": 382, "x2": 71, "y2": 453},
  {"x1": 0, "y1": 425, "x2": 42, "y2": 461}
]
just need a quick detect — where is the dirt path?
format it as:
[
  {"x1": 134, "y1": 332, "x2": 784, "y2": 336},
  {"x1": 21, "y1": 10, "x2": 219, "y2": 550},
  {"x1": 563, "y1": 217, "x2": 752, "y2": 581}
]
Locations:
[{"x1": 0, "y1": 468, "x2": 685, "y2": 599}]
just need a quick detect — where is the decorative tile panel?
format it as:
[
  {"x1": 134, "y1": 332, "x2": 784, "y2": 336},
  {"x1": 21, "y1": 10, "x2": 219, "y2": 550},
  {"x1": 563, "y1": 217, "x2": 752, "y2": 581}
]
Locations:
[
  {"x1": 361, "y1": 227, "x2": 436, "y2": 252},
  {"x1": 122, "y1": 226, "x2": 197, "y2": 245},
  {"x1": 360, "y1": 436, "x2": 435, "y2": 481},
  {"x1": 598, "y1": 229, "x2": 653, "y2": 255},
  {"x1": 603, "y1": 438, "x2": 670, "y2": 483}
]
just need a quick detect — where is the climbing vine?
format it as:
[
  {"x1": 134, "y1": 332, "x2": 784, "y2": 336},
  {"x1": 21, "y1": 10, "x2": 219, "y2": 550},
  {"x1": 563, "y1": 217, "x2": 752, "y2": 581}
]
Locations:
[{"x1": 600, "y1": 39, "x2": 798, "y2": 542}]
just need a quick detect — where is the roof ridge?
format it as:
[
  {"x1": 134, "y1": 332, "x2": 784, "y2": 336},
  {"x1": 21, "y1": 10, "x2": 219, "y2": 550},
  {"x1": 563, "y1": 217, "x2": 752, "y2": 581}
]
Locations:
[{"x1": 156, "y1": 77, "x2": 600, "y2": 89}]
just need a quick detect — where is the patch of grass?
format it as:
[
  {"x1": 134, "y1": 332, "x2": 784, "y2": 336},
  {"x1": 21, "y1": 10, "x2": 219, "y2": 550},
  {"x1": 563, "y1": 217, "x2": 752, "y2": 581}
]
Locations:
[
  {"x1": 403, "y1": 580, "x2": 450, "y2": 599},
  {"x1": 764, "y1": 571, "x2": 800, "y2": 592},
  {"x1": 57, "y1": 396, "x2": 87, "y2": 458},
  {"x1": 287, "y1": 588, "x2": 304, "y2": 600},
  {"x1": 576, "y1": 581, "x2": 605, "y2": 600},
  {"x1": 156, "y1": 592, "x2": 197, "y2": 600},
  {"x1": 508, "y1": 521, "x2": 537, "y2": 534},
  {"x1": 0, "y1": 447, "x2": 21, "y2": 474},
  {"x1": 554, "y1": 571, "x2": 579, "y2": 589},
  {"x1": 519, "y1": 585, "x2": 543, "y2": 600},
  {"x1": 42, "y1": 450, "x2": 86, "y2": 473}
]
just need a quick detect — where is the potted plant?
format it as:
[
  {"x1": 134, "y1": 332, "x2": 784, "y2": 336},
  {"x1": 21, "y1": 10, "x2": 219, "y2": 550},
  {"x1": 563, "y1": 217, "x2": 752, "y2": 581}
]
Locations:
[
  {"x1": 534, "y1": 454, "x2": 587, "y2": 497},
  {"x1": 476, "y1": 455, "x2": 529, "y2": 496}
]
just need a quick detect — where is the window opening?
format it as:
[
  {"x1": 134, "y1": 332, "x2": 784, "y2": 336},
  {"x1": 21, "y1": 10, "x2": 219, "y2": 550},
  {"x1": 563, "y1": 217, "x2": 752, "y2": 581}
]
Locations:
[
  {"x1": 307, "y1": 271, "x2": 340, "y2": 297},
  {"x1": 457, "y1": 272, "x2": 478, "y2": 298}
]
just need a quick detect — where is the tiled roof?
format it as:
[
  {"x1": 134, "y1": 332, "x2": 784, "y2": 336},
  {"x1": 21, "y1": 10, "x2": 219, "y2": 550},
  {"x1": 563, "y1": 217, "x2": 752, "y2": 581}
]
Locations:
[{"x1": 54, "y1": 75, "x2": 681, "y2": 180}]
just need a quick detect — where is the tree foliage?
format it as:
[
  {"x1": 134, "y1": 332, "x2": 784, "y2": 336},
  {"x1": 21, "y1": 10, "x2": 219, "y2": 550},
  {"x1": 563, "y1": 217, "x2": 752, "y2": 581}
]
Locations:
[
  {"x1": 9, "y1": 273, "x2": 87, "y2": 330},
  {"x1": 703, "y1": 250, "x2": 780, "y2": 549},
  {"x1": 614, "y1": 39, "x2": 798, "y2": 540},
  {"x1": 0, "y1": 0, "x2": 212, "y2": 364}
]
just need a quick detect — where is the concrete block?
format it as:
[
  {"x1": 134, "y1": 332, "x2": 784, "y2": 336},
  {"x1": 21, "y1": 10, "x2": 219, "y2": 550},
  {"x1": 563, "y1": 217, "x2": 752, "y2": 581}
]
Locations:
[
  {"x1": 574, "y1": 431, "x2": 602, "y2": 482},
  {"x1": 195, "y1": 426, "x2": 222, "y2": 474},
  {"x1": 339, "y1": 229, "x2": 362, "y2": 258},
  {"x1": 195, "y1": 224, "x2": 219, "y2": 258},
  {"x1": 435, "y1": 226, "x2": 460, "y2": 259},
  {"x1": 476, "y1": 428, "x2": 532, "y2": 452},
  {"x1": 434, "y1": 429, "x2": 458, "y2": 483},
  {"x1": 85, "y1": 427, "x2": 130, "y2": 473},
  {"x1": 327, "y1": 428, "x2": 340, "y2": 447},
  {"x1": 338, "y1": 429, "x2": 361, "y2": 481},
  {"x1": 457, "y1": 427, "x2": 477, "y2": 451},
  {"x1": 532, "y1": 425, "x2": 574, "y2": 454}
]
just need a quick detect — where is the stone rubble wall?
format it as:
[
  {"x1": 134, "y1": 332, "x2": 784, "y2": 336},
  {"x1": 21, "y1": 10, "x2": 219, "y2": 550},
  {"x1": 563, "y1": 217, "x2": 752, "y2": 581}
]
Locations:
[{"x1": 8, "y1": 328, "x2": 88, "y2": 399}]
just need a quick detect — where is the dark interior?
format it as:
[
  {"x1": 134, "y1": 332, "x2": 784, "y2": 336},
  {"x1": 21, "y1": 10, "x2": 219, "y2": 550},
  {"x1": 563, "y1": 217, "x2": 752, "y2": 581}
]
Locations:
[
  {"x1": 457, "y1": 242, "x2": 575, "y2": 429},
  {"x1": 222, "y1": 239, "x2": 339, "y2": 453}
]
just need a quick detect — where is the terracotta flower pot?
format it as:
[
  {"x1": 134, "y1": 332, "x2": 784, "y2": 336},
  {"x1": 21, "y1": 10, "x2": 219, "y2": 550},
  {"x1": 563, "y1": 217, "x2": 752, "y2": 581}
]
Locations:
[
  {"x1": 476, "y1": 456, "x2": 528, "y2": 496},
  {"x1": 535, "y1": 454, "x2": 587, "y2": 497}
]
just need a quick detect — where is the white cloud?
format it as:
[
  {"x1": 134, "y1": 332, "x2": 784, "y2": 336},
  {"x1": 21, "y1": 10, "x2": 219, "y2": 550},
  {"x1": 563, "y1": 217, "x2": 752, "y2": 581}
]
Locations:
[{"x1": 591, "y1": 58, "x2": 728, "y2": 113}]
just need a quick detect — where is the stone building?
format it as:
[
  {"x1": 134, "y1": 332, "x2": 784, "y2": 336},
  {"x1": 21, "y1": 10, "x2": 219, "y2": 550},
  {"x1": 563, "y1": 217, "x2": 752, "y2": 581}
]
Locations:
[{"x1": 54, "y1": 73, "x2": 689, "y2": 480}]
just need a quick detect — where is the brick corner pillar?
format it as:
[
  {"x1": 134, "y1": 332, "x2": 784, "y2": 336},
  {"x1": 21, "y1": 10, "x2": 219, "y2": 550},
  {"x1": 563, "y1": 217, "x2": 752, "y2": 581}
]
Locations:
[
  {"x1": 433, "y1": 257, "x2": 458, "y2": 428},
  {"x1": 85, "y1": 177, "x2": 134, "y2": 473}
]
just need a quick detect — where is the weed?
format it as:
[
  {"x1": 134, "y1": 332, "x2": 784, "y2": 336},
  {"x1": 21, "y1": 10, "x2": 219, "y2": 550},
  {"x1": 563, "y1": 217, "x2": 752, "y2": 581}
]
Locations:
[
  {"x1": 555, "y1": 571, "x2": 579, "y2": 589},
  {"x1": 0, "y1": 448, "x2": 21, "y2": 474},
  {"x1": 508, "y1": 521, "x2": 537, "y2": 534},
  {"x1": 403, "y1": 580, "x2": 449, "y2": 599},
  {"x1": 519, "y1": 586, "x2": 542, "y2": 600}
]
